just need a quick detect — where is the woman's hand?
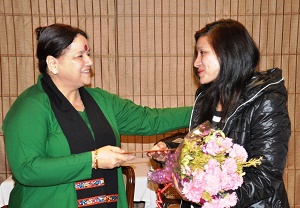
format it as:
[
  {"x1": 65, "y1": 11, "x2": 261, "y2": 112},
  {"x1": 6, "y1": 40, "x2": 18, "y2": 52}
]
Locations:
[
  {"x1": 147, "y1": 142, "x2": 169, "y2": 162},
  {"x1": 93, "y1": 145, "x2": 136, "y2": 169},
  {"x1": 171, "y1": 173, "x2": 189, "y2": 201}
]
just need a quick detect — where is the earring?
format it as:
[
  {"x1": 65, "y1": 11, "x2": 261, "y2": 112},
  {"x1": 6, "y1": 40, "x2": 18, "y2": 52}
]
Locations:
[{"x1": 51, "y1": 70, "x2": 57, "y2": 75}]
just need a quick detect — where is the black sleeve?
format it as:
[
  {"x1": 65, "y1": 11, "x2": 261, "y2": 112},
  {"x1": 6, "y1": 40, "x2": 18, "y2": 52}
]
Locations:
[{"x1": 235, "y1": 90, "x2": 290, "y2": 207}]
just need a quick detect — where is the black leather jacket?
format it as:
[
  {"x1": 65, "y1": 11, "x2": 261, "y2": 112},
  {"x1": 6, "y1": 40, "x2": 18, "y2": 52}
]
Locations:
[{"x1": 163, "y1": 68, "x2": 291, "y2": 208}]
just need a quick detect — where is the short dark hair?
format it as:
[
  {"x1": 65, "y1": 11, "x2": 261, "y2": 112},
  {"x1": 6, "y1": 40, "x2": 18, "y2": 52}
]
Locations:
[
  {"x1": 35, "y1": 23, "x2": 88, "y2": 74},
  {"x1": 193, "y1": 19, "x2": 260, "y2": 124}
]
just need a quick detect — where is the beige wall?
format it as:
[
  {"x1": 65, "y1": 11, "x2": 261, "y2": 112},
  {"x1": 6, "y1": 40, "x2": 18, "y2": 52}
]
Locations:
[{"x1": 0, "y1": 0, "x2": 299, "y2": 207}]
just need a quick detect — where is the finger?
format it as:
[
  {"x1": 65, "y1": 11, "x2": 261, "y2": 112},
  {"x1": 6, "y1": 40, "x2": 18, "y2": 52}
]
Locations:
[
  {"x1": 123, "y1": 154, "x2": 136, "y2": 161},
  {"x1": 114, "y1": 152, "x2": 136, "y2": 163},
  {"x1": 128, "y1": 155, "x2": 136, "y2": 159},
  {"x1": 171, "y1": 173, "x2": 178, "y2": 187},
  {"x1": 156, "y1": 142, "x2": 168, "y2": 149},
  {"x1": 147, "y1": 148, "x2": 162, "y2": 157},
  {"x1": 171, "y1": 174, "x2": 188, "y2": 200},
  {"x1": 109, "y1": 146, "x2": 123, "y2": 153},
  {"x1": 151, "y1": 150, "x2": 169, "y2": 160}
]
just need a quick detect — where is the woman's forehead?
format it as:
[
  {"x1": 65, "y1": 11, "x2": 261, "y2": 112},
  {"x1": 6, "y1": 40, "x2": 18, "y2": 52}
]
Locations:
[
  {"x1": 68, "y1": 35, "x2": 89, "y2": 52},
  {"x1": 57, "y1": 35, "x2": 88, "y2": 58},
  {"x1": 196, "y1": 36, "x2": 211, "y2": 48}
]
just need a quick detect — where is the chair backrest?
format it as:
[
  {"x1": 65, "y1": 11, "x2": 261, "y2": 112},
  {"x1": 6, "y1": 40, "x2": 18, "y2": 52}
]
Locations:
[{"x1": 121, "y1": 166, "x2": 135, "y2": 208}]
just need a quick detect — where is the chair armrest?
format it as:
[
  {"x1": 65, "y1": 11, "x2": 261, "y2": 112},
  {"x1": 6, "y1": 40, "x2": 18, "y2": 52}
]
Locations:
[{"x1": 122, "y1": 166, "x2": 135, "y2": 208}]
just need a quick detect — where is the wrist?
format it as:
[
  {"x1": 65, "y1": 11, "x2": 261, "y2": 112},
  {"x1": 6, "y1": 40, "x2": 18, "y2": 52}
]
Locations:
[{"x1": 92, "y1": 149, "x2": 99, "y2": 169}]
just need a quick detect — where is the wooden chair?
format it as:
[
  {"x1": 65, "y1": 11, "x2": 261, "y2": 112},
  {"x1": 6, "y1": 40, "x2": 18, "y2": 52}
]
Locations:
[
  {"x1": 121, "y1": 166, "x2": 135, "y2": 208},
  {"x1": 159, "y1": 184, "x2": 182, "y2": 208}
]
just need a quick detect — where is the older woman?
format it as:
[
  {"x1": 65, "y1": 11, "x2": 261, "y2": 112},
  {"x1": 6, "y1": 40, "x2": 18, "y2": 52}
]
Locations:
[{"x1": 2, "y1": 23, "x2": 192, "y2": 208}]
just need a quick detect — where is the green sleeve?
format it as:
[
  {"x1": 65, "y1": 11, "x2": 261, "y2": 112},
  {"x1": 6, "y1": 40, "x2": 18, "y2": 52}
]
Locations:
[
  {"x1": 110, "y1": 93, "x2": 192, "y2": 135},
  {"x1": 2, "y1": 90, "x2": 92, "y2": 186}
]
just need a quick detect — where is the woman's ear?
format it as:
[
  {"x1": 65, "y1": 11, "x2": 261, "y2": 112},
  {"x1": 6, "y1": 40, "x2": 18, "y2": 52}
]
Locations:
[{"x1": 46, "y1": 55, "x2": 58, "y2": 75}]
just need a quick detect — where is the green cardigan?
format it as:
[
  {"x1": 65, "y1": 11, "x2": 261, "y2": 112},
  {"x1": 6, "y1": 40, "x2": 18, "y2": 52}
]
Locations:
[{"x1": 2, "y1": 75, "x2": 192, "y2": 208}]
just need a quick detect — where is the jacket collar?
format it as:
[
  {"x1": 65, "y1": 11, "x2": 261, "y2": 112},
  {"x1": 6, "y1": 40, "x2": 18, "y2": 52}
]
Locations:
[{"x1": 190, "y1": 68, "x2": 285, "y2": 132}]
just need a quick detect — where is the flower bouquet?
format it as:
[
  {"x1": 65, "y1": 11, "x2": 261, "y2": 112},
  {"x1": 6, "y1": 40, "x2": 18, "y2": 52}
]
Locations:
[{"x1": 148, "y1": 121, "x2": 262, "y2": 208}]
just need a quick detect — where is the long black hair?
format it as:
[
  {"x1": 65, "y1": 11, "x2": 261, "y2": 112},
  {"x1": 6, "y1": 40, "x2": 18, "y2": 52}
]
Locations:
[
  {"x1": 35, "y1": 23, "x2": 87, "y2": 74},
  {"x1": 194, "y1": 19, "x2": 260, "y2": 125}
]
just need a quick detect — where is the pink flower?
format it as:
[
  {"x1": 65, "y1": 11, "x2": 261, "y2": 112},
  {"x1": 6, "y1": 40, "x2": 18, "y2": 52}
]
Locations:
[
  {"x1": 222, "y1": 158, "x2": 237, "y2": 174},
  {"x1": 204, "y1": 159, "x2": 220, "y2": 173},
  {"x1": 229, "y1": 144, "x2": 248, "y2": 162},
  {"x1": 221, "y1": 137, "x2": 233, "y2": 152},
  {"x1": 219, "y1": 192, "x2": 238, "y2": 207},
  {"x1": 221, "y1": 172, "x2": 243, "y2": 190},
  {"x1": 205, "y1": 173, "x2": 221, "y2": 196},
  {"x1": 182, "y1": 181, "x2": 203, "y2": 202},
  {"x1": 182, "y1": 169, "x2": 206, "y2": 203},
  {"x1": 203, "y1": 139, "x2": 221, "y2": 156},
  {"x1": 203, "y1": 159, "x2": 222, "y2": 195},
  {"x1": 202, "y1": 193, "x2": 237, "y2": 208},
  {"x1": 191, "y1": 169, "x2": 206, "y2": 188}
]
